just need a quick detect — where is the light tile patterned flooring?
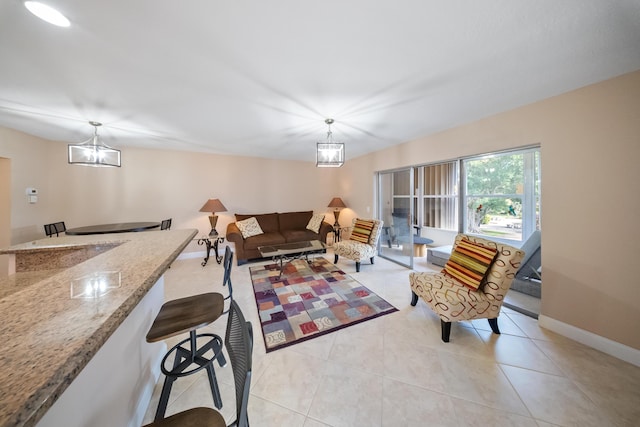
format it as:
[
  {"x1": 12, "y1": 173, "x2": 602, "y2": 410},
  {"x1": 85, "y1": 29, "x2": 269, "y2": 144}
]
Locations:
[{"x1": 143, "y1": 248, "x2": 640, "y2": 427}]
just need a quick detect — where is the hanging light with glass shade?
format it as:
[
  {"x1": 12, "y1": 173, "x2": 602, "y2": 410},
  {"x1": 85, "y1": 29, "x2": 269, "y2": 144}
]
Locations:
[
  {"x1": 68, "y1": 121, "x2": 121, "y2": 167},
  {"x1": 316, "y1": 118, "x2": 344, "y2": 167}
]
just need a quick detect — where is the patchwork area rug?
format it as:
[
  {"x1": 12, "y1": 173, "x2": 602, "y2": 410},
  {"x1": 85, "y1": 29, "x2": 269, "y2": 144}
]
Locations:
[{"x1": 250, "y1": 257, "x2": 398, "y2": 352}]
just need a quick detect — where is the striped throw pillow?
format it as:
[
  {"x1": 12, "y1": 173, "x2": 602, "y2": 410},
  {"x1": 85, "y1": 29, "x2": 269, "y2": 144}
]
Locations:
[
  {"x1": 443, "y1": 238, "x2": 498, "y2": 291},
  {"x1": 349, "y1": 219, "x2": 375, "y2": 244}
]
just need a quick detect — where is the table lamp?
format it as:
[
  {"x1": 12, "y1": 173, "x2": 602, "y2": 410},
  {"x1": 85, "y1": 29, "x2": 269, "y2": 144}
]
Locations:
[
  {"x1": 327, "y1": 197, "x2": 346, "y2": 227},
  {"x1": 199, "y1": 199, "x2": 227, "y2": 235}
]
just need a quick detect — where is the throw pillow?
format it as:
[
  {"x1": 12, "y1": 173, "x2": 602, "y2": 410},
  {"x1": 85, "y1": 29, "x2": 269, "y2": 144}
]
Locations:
[
  {"x1": 349, "y1": 219, "x2": 375, "y2": 244},
  {"x1": 443, "y1": 238, "x2": 498, "y2": 291},
  {"x1": 236, "y1": 217, "x2": 264, "y2": 239},
  {"x1": 306, "y1": 213, "x2": 325, "y2": 233}
]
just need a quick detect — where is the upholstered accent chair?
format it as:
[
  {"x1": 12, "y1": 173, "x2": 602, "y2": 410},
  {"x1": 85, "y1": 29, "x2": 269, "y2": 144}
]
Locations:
[
  {"x1": 333, "y1": 218, "x2": 383, "y2": 272},
  {"x1": 409, "y1": 234, "x2": 525, "y2": 342}
]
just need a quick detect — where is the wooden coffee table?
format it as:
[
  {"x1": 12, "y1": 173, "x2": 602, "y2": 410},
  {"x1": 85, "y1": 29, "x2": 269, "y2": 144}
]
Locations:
[{"x1": 258, "y1": 240, "x2": 326, "y2": 276}]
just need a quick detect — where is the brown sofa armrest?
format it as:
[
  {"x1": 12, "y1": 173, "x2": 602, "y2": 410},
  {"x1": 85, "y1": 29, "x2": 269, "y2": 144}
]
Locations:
[
  {"x1": 226, "y1": 223, "x2": 243, "y2": 244},
  {"x1": 319, "y1": 221, "x2": 333, "y2": 242}
]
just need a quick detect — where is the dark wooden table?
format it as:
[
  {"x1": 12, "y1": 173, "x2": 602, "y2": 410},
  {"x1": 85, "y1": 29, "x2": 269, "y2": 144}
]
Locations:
[{"x1": 65, "y1": 222, "x2": 161, "y2": 235}]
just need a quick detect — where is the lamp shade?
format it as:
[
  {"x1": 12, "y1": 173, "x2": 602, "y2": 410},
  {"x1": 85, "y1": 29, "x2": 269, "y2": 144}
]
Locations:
[
  {"x1": 328, "y1": 197, "x2": 346, "y2": 208},
  {"x1": 199, "y1": 199, "x2": 227, "y2": 213}
]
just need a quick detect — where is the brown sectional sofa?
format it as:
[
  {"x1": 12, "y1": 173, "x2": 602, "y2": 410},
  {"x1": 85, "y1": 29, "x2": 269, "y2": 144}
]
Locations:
[{"x1": 226, "y1": 211, "x2": 333, "y2": 265}]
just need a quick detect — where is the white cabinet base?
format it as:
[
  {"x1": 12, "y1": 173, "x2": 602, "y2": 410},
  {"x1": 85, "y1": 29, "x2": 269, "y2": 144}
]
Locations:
[{"x1": 36, "y1": 277, "x2": 167, "y2": 427}]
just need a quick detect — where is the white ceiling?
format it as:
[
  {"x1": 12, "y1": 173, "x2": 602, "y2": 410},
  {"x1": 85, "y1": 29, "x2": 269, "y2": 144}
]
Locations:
[{"x1": 1, "y1": 1, "x2": 639, "y2": 162}]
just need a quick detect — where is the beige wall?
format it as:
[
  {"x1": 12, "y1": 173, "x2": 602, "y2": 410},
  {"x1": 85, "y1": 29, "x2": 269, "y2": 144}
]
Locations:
[
  {"x1": 2, "y1": 70, "x2": 639, "y2": 351},
  {"x1": 0, "y1": 127, "x2": 340, "y2": 252},
  {"x1": 339, "y1": 70, "x2": 640, "y2": 350}
]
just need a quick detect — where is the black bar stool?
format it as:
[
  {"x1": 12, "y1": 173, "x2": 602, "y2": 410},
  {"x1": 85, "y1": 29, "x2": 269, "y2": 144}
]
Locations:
[
  {"x1": 146, "y1": 247, "x2": 235, "y2": 420},
  {"x1": 147, "y1": 292, "x2": 227, "y2": 420},
  {"x1": 143, "y1": 300, "x2": 253, "y2": 427},
  {"x1": 146, "y1": 292, "x2": 227, "y2": 421}
]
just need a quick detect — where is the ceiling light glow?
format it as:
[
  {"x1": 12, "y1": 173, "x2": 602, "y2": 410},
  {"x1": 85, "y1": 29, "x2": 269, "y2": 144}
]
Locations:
[{"x1": 24, "y1": 1, "x2": 70, "y2": 27}]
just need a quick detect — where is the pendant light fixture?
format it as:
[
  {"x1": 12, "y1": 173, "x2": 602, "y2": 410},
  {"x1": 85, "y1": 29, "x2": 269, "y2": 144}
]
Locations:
[
  {"x1": 316, "y1": 118, "x2": 344, "y2": 167},
  {"x1": 68, "y1": 121, "x2": 121, "y2": 167}
]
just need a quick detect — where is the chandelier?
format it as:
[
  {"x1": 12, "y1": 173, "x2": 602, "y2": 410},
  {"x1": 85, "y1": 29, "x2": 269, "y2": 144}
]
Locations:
[
  {"x1": 316, "y1": 118, "x2": 344, "y2": 167},
  {"x1": 68, "y1": 121, "x2": 121, "y2": 167}
]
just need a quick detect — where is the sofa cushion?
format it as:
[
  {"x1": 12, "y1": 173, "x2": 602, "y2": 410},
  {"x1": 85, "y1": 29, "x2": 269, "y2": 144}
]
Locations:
[
  {"x1": 236, "y1": 217, "x2": 264, "y2": 238},
  {"x1": 410, "y1": 271, "x2": 494, "y2": 322},
  {"x1": 350, "y1": 219, "x2": 375, "y2": 244},
  {"x1": 243, "y1": 232, "x2": 287, "y2": 250},
  {"x1": 334, "y1": 239, "x2": 377, "y2": 261},
  {"x1": 306, "y1": 213, "x2": 325, "y2": 233},
  {"x1": 236, "y1": 212, "x2": 279, "y2": 233},
  {"x1": 443, "y1": 238, "x2": 497, "y2": 291},
  {"x1": 279, "y1": 211, "x2": 313, "y2": 231},
  {"x1": 281, "y1": 229, "x2": 319, "y2": 243}
]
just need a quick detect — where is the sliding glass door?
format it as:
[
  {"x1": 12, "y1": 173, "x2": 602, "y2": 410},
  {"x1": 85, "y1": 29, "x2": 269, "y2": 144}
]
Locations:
[{"x1": 377, "y1": 168, "x2": 414, "y2": 268}]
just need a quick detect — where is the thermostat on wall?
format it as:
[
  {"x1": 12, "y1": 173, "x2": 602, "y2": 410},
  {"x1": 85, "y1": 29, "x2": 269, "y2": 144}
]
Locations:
[{"x1": 26, "y1": 187, "x2": 38, "y2": 203}]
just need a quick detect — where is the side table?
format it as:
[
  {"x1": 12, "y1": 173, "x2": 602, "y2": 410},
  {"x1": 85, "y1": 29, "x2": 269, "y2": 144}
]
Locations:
[
  {"x1": 413, "y1": 235, "x2": 434, "y2": 257},
  {"x1": 197, "y1": 233, "x2": 225, "y2": 266}
]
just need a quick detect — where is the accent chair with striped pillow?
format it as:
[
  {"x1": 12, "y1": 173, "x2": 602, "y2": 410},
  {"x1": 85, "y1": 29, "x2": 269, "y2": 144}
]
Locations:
[
  {"x1": 409, "y1": 234, "x2": 524, "y2": 342},
  {"x1": 333, "y1": 218, "x2": 383, "y2": 272}
]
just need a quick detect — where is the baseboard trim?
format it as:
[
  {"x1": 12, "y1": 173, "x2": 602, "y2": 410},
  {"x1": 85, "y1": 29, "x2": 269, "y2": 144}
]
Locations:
[{"x1": 538, "y1": 314, "x2": 640, "y2": 368}]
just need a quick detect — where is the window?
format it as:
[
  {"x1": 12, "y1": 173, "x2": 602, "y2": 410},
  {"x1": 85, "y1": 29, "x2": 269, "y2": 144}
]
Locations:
[
  {"x1": 462, "y1": 148, "x2": 540, "y2": 241},
  {"x1": 422, "y1": 162, "x2": 458, "y2": 230},
  {"x1": 378, "y1": 146, "x2": 540, "y2": 246}
]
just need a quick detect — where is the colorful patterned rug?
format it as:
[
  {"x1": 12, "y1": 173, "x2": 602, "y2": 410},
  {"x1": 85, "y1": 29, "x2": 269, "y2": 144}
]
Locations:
[{"x1": 250, "y1": 257, "x2": 398, "y2": 352}]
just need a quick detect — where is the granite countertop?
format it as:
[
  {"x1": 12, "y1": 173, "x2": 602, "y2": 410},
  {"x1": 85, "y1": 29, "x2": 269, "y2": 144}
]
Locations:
[
  {"x1": 0, "y1": 234, "x2": 127, "y2": 254},
  {"x1": 0, "y1": 228, "x2": 197, "y2": 427}
]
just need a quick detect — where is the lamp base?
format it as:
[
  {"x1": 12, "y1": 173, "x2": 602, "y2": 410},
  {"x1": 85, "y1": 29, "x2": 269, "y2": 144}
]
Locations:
[
  {"x1": 333, "y1": 209, "x2": 341, "y2": 227},
  {"x1": 208, "y1": 215, "x2": 219, "y2": 236}
]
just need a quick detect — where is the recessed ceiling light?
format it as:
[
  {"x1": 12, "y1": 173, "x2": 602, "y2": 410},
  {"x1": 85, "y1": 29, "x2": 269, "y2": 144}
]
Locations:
[{"x1": 24, "y1": 1, "x2": 70, "y2": 27}]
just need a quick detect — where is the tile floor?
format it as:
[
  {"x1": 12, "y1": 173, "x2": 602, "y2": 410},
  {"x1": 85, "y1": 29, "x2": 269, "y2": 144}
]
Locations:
[{"x1": 142, "y1": 248, "x2": 640, "y2": 427}]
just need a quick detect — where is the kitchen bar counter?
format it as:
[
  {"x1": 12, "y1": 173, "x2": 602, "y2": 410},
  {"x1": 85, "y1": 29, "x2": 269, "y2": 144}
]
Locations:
[{"x1": 0, "y1": 229, "x2": 197, "y2": 427}]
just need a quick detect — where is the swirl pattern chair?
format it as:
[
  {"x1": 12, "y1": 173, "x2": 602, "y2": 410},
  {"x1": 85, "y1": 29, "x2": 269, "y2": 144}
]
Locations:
[
  {"x1": 409, "y1": 234, "x2": 524, "y2": 342},
  {"x1": 333, "y1": 218, "x2": 383, "y2": 272}
]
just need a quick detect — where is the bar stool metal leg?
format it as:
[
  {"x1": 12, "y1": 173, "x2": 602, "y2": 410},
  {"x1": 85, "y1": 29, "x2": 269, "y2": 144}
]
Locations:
[{"x1": 154, "y1": 330, "x2": 225, "y2": 421}]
